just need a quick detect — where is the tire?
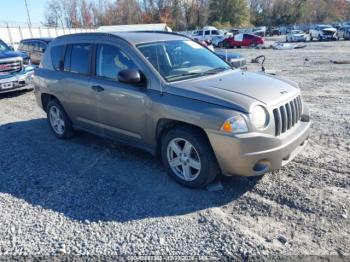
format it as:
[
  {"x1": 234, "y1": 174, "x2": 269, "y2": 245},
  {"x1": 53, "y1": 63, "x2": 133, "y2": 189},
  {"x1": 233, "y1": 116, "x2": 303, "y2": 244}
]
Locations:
[
  {"x1": 161, "y1": 126, "x2": 220, "y2": 188},
  {"x1": 218, "y1": 41, "x2": 224, "y2": 48},
  {"x1": 310, "y1": 35, "x2": 313, "y2": 41},
  {"x1": 46, "y1": 99, "x2": 74, "y2": 139},
  {"x1": 224, "y1": 42, "x2": 231, "y2": 49}
]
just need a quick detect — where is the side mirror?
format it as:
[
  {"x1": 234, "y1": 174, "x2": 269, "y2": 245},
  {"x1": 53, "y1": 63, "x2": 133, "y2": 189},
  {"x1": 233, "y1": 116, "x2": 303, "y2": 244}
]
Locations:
[
  {"x1": 118, "y1": 69, "x2": 143, "y2": 84},
  {"x1": 9, "y1": 45, "x2": 15, "y2": 51}
]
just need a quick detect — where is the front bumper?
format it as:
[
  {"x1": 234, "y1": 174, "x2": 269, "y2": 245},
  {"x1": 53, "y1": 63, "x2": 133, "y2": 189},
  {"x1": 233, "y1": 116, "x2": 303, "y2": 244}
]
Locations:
[
  {"x1": 293, "y1": 37, "x2": 306, "y2": 42},
  {"x1": 321, "y1": 33, "x2": 337, "y2": 40},
  {"x1": 206, "y1": 120, "x2": 311, "y2": 176},
  {"x1": 0, "y1": 70, "x2": 34, "y2": 94}
]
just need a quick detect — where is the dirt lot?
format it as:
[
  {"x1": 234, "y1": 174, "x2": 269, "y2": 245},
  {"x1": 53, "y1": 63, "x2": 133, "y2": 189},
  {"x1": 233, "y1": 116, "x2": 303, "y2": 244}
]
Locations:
[{"x1": 0, "y1": 40, "x2": 349, "y2": 259}]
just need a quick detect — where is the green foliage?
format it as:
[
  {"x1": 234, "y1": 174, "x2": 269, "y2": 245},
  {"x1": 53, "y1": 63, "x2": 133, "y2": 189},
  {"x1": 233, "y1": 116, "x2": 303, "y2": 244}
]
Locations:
[
  {"x1": 209, "y1": 0, "x2": 250, "y2": 27},
  {"x1": 212, "y1": 21, "x2": 232, "y2": 29}
]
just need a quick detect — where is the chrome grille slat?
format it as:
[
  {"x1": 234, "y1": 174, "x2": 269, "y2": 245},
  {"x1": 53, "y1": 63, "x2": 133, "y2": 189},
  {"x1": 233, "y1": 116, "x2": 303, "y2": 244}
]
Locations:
[
  {"x1": 280, "y1": 105, "x2": 287, "y2": 132},
  {"x1": 285, "y1": 103, "x2": 292, "y2": 129},
  {"x1": 273, "y1": 109, "x2": 281, "y2": 136},
  {"x1": 273, "y1": 96, "x2": 302, "y2": 136},
  {"x1": 293, "y1": 99, "x2": 300, "y2": 122},
  {"x1": 0, "y1": 59, "x2": 22, "y2": 74},
  {"x1": 297, "y1": 96, "x2": 302, "y2": 118}
]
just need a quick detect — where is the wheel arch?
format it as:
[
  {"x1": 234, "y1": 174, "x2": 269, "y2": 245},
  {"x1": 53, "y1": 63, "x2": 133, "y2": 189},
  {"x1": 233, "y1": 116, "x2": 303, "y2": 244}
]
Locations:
[
  {"x1": 155, "y1": 118, "x2": 213, "y2": 157},
  {"x1": 41, "y1": 93, "x2": 58, "y2": 112}
]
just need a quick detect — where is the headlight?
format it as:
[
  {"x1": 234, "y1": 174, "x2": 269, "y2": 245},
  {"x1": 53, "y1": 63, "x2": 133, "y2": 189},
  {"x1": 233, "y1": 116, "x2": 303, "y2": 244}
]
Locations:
[
  {"x1": 251, "y1": 105, "x2": 269, "y2": 129},
  {"x1": 221, "y1": 115, "x2": 248, "y2": 134}
]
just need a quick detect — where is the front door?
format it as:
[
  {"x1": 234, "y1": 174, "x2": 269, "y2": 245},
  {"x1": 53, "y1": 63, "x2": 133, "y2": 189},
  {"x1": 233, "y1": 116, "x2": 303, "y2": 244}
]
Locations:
[{"x1": 90, "y1": 43, "x2": 149, "y2": 142}]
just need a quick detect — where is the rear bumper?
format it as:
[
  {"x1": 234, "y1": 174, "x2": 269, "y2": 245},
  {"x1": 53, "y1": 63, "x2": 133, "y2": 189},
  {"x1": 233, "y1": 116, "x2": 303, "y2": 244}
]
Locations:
[{"x1": 206, "y1": 120, "x2": 311, "y2": 177}]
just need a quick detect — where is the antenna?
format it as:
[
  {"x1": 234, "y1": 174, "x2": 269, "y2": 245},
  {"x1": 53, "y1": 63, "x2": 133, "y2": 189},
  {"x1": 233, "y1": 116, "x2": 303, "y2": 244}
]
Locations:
[{"x1": 24, "y1": 0, "x2": 32, "y2": 27}]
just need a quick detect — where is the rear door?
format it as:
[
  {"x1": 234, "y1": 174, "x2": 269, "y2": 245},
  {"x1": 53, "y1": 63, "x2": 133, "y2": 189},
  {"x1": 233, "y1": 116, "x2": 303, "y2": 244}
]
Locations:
[{"x1": 52, "y1": 43, "x2": 100, "y2": 131}]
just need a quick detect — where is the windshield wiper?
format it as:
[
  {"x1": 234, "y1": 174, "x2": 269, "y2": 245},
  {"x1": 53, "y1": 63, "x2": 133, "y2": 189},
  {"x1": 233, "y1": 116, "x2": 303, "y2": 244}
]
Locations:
[
  {"x1": 166, "y1": 72, "x2": 206, "y2": 80},
  {"x1": 203, "y1": 67, "x2": 231, "y2": 74},
  {"x1": 166, "y1": 67, "x2": 231, "y2": 81}
]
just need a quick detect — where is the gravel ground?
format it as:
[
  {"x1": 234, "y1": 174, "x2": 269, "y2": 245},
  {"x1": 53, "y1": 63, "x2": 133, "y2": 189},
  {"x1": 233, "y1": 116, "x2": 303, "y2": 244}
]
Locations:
[{"x1": 0, "y1": 40, "x2": 349, "y2": 259}]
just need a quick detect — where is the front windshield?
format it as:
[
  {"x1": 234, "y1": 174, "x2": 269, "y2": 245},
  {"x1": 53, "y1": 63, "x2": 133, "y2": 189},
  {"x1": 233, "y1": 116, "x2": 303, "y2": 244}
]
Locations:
[
  {"x1": 0, "y1": 40, "x2": 10, "y2": 52},
  {"x1": 137, "y1": 40, "x2": 231, "y2": 82}
]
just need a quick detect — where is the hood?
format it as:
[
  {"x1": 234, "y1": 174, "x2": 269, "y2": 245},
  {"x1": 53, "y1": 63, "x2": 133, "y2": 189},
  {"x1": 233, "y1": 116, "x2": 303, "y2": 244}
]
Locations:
[
  {"x1": 0, "y1": 50, "x2": 29, "y2": 60},
  {"x1": 167, "y1": 70, "x2": 299, "y2": 112},
  {"x1": 215, "y1": 51, "x2": 242, "y2": 59},
  {"x1": 292, "y1": 33, "x2": 305, "y2": 37},
  {"x1": 322, "y1": 28, "x2": 337, "y2": 32}
]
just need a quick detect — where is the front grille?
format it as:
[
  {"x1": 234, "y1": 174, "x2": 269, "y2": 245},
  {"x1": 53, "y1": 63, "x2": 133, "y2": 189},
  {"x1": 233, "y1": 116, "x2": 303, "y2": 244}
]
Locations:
[
  {"x1": 0, "y1": 58, "x2": 22, "y2": 74},
  {"x1": 322, "y1": 30, "x2": 334, "y2": 36},
  {"x1": 273, "y1": 96, "x2": 302, "y2": 136}
]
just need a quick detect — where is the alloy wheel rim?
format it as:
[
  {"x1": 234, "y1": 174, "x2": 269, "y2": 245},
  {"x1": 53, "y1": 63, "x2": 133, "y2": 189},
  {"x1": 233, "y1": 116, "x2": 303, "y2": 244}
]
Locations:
[
  {"x1": 167, "y1": 138, "x2": 201, "y2": 181},
  {"x1": 49, "y1": 106, "x2": 65, "y2": 135}
]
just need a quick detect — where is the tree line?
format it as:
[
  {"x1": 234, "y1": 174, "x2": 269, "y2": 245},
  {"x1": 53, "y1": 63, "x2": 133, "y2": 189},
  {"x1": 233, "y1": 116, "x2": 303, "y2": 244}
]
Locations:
[{"x1": 44, "y1": 0, "x2": 350, "y2": 30}]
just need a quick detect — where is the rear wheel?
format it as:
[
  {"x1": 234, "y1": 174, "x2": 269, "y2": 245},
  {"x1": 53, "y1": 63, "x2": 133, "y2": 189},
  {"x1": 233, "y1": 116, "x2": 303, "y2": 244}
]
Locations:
[
  {"x1": 161, "y1": 126, "x2": 219, "y2": 188},
  {"x1": 47, "y1": 100, "x2": 74, "y2": 139},
  {"x1": 218, "y1": 41, "x2": 224, "y2": 48}
]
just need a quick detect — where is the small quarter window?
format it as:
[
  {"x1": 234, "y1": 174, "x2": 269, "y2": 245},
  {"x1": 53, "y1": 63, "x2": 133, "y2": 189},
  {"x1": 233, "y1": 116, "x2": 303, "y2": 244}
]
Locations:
[{"x1": 51, "y1": 45, "x2": 66, "y2": 71}]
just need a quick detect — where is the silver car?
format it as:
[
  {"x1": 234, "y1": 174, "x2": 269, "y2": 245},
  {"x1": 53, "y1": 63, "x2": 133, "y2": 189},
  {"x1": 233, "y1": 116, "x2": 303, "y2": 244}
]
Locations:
[{"x1": 33, "y1": 32, "x2": 311, "y2": 188}]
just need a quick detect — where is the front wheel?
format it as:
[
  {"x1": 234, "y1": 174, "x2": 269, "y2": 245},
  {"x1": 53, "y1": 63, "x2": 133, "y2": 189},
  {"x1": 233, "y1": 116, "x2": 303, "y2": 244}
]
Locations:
[
  {"x1": 47, "y1": 100, "x2": 74, "y2": 139},
  {"x1": 161, "y1": 126, "x2": 220, "y2": 188}
]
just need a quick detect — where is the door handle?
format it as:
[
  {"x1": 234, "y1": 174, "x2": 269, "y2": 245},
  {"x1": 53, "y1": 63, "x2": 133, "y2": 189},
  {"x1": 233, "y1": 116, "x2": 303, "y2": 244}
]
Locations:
[{"x1": 91, "y1": 85, "x2": 104, "y2": 92}]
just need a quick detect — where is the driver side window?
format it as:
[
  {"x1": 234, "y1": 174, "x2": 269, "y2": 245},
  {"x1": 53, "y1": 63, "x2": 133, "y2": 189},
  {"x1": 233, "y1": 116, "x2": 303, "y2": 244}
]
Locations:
[{"x1": 96, "y1": 44, "x2": 137, "y2": 80}]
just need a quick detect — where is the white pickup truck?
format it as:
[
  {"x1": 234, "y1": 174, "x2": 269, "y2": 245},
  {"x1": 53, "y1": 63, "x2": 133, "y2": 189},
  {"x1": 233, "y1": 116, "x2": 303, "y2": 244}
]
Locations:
[
  {"x1": 310, "y1": 25, "x2": 337, "y2": 41},
  {"x1": 191, "y1": 26, "x2": 227, "y2": 42}
]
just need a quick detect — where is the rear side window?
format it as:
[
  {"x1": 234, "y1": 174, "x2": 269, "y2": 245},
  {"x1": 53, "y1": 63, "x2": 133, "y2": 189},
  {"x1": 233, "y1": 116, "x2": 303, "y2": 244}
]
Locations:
[
  {"x1": 26, "y1": 41, "x2": 35, "y2": 51},
  {"x1": 34, "y1": 41, "x2": 47, "y2": 52},
  {"x1": 18, "y1": 42, "x2": 25, "y2": 51},
  {"x1": 19, "y1": 41, "x2": 29, "y2": 51},
  {"x1": 51, "y1": 45, "x2": 66, "y2": 71},
  {"x1": 205, "y1": 30, "x2": 210, "y2": 35},
  {"x1": 69, "y1": 44, "x2": 92, "y2": 75}
]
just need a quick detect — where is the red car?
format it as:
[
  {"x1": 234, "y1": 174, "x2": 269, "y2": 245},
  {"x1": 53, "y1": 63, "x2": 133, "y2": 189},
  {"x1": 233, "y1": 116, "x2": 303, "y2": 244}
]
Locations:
[{"x1": 222, "y1": 33, "x2": 264, "y2": 48}]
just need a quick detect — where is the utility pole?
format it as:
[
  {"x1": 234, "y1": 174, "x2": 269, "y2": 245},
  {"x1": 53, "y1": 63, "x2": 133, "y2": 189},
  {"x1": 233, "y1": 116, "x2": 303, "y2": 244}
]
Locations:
[{"x1": 24, "y1": 0, "x2": 32, "y2": 27}]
